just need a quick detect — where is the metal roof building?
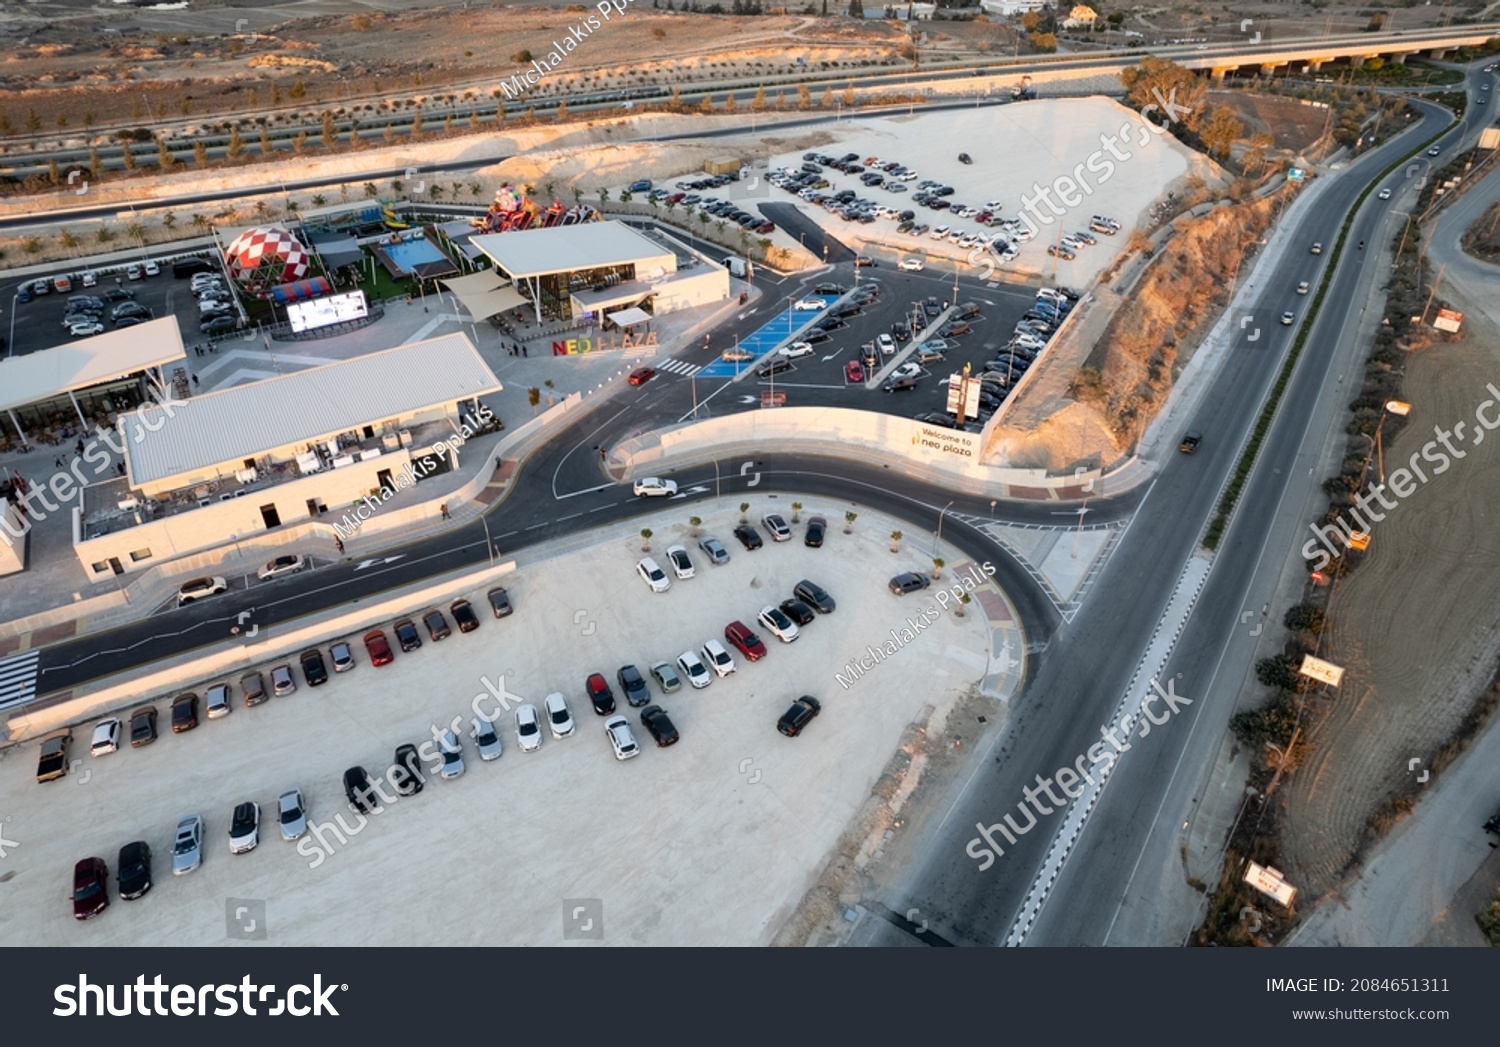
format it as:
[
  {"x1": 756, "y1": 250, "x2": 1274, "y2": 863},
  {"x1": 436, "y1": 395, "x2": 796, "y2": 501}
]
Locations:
[
  {"x1": 127, "y1": 332, "x2": 500, "y2": 492},
  {"x1": 469, "y1": 220, "x2": 674, "y2": 280},
  {"x1": 0, "y1": 317, "x2": 186, "y2": 419}
]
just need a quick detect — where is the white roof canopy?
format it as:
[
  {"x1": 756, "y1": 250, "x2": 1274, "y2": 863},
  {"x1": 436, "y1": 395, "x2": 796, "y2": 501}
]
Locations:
[
  {"x1": 440, "y1": 270, "x2": 529, "y2": 319},
  {"x1": 0, "y1": 317, "x2": 186, "y2": 414}
]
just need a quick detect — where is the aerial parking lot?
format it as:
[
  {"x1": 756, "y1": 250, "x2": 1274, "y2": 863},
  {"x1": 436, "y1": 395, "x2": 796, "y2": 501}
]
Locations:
[{"x1": 6, "y1": 504, "x2": 991, "y2": 946}]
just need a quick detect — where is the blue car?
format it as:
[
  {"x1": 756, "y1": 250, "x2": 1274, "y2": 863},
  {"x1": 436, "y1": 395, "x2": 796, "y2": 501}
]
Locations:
[{"x1": 628, "y1": 179, "x2": 652, "y2": 193}]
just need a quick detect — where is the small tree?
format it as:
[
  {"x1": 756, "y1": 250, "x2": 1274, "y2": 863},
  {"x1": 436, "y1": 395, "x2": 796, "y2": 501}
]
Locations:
[
  {"x1": 932, "y1": 557, "x2": 945, "y2": 579},
  {"x1": 791, "y1": 502, "x2": 802, "y2": 523},
  {"x1": 890, "y1": 529, "x2": 903, "y2": 553},
  {"x1": 640, "y1": 527, "x2": 653, "y2": 551},
  {"x1": 739, "y1": 501, "x2": 750, "y2": 523},
  {"x1": 528, "y1": 387, "x2": 542, "y2": 415},
  {"x1": 844, "y1": 510, "x2": 857, "y2": 534},
  {"x1": 955, "y1": 591, "x2": 970, "y2": 618},
  {"x1": 689, "y1": 515, "x2": 702, "y2": 537}
]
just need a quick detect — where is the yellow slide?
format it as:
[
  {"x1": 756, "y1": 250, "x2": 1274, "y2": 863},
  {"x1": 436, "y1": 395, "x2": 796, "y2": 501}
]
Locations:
[{"x1": 383, "y1": 209, "x2": 410, "y2": 230}]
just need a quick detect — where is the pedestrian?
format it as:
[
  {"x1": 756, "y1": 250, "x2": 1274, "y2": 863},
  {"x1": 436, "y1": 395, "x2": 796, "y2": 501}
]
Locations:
[
  {"x1": 440, "y1": 502, "x2": 450, "y2": 520},
  {"x1": 192, "y1": 375, "x2": 200, "y2": 387},
  {"x1": 54, "y1": 455, "x2": 64, "y2": 468},
  {"x1": 75, "y1": 439, "x2": 85, "y2": 455},
  {"x1": 522, "y1": 344, "x2": 528, "y2": 357},
  {"x1": 116, "y1": 462, "x2": 126, "y2": 476},
  {"x1": 334, "y1": 536, "x2": 345, "y2": 554},
  {"x1": 208, "y1": 342, "x2": 216, "y2": 354}
]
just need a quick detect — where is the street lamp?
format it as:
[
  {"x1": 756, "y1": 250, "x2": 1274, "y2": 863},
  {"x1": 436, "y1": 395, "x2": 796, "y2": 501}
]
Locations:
[
  {"x1": 481, "y1": 515, "x2": 495, "y2": 563},
  {"x1": 933, "y1": 499, "x2": 954, "y2": 556}
]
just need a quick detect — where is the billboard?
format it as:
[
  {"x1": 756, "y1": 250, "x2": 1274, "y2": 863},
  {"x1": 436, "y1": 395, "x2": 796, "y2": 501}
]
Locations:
[
  {"x1": 1433, "y1": 308, "x2": 1464, "y2": 333},
  {"x1": 287, "y1": 290, "x2": 369, "y2": 334}
]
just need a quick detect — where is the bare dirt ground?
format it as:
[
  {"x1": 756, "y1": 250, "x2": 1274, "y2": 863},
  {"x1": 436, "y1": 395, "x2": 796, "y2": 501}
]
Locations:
[
  {"x1": 1213, "y1": 91, "x2": 1333, "y2": 155},
  {"x1": 1278, "y1": 279, "x2": 1500, "y2": 899}
]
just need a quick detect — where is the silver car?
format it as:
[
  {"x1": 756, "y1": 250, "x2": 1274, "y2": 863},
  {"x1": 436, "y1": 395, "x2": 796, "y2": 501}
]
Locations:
[
  {"x1": 270, "y1": 664, "x2": 296, "y2": 697},
  {"x1": 697, "y1": 536, "x2": 731, "y2": 565},
  {"x1": 171, "y1": 814, "x2": 204, "y2": 875},
  {"x1": 544, "y1": 692, "x2": 576, "y2": 739},
  {"x1": 605, "y1": 716, "x2": 640, "y2": 761},
  {"x1": 472, "y1": 716, "x2": 503, "y2": 761},
  {"x1": 438, "y1": 730, "x2": 466, "y2": 779},
  {"x1": 278, "y1": 788, "x2": 308, "y2": 841},
  {"x1": 677, "y1": 650, "x2": 712, "y2": 689},
  {"x1": 515, "y1": 703, "x2": 542, "y2": 752}
]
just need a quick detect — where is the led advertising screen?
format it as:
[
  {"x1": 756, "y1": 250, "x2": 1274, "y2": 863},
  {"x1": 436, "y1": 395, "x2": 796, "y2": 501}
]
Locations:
[{"x1": 287, "y1": 290, "x2": 369, "y2": 333}]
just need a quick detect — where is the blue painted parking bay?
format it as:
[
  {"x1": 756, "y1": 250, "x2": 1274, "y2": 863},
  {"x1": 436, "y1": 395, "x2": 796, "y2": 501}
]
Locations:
[{"x1": 694, "y1": 296, "x2": 835, "y2": 378}]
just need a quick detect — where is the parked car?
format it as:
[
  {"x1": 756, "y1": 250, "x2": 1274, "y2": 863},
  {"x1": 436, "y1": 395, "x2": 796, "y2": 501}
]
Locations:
[
  {"x1": 241, "y1": 671, "x2": 268, "y2": 706},
  {"x1": 329, "y1": 641, "x2": 355, "y2": 673},
  {"x1": 170, "y1": 693, "x2": 199, "y2": 732},
  {"x1": 677, "y1": 650, "x2": 712, "y2": 689},
  {"x1": 544, "y1": 692, "x2": 576, "y2": 739},
  {"x1": 129, "y1": 706, "x2": 158, "y2": 747},
  {"x1": 278, "y1": 789, "x2": 308, "y2": 841},
  {"x1": 344, "y1": 766, "x2": 376, "y2": 812},
  {"x1": 487, "y1": 587, "x2": 513, "y2": 617},
  {"x1": 758, "y1": 605, "x2": 801, "y2": 643},
  {"x1": 364, "y1": 629, "x2": 394, "y2": 666},
  {"x1": 724, "y1": 619, "x2": 768, "y2": 661},
  {"x1": 586, "y1": 673, "x2": 618, "y2": 715},
  {"x1": 803, "y1": 515, "x2": 827, "y2": 547},
  {"x1": 777, "y1": 696, "x2": 823, "y2": 737},
  {"x1": 604, "y1": 715, "x2": 640, "y2": 760},
  {"x1": 116, "y1": 842, "x2": 152, "y2": 900},
  {"x1": 423, "y1": 609, "x2": 451, "y2": 641},
  {"x1": 90, "y1": 718, "x2": 122, "y2": 756},
  {"x1": 393, "y1": 743, "x2": 425, "y2": 793},
  {"x1": 176, "y1": 576, "x2": 228, "y2": 606},
  {"x1": 794, "y1": 580, "x2": 836, "y2": 614},
  {"x1": 200, "y1": 316, "x2": 237, "y2": 334},
  {"x1": 472, "y1": 716, "x2": 503, "y2": 761},
  {"x1": 649, "y1": 660, "x2": 682, "y2": 693},
  {"x1": 393, "y1": 618, "x2": 422, "y2": 651},
  {"x1": 257, "y1": 554, "x2": 306, "y2": 580},
  {"x1": 270, "y1": 664, "x2": 297, "y2": 696},
  {"x1": 889, "y1": 572, "x2": 930, "y2": 595},
  {"x1": 617, "y1": 664, "x2": 651, "y2": 707},
  {"x1": 698, "y1": 536, "x2": 731, "y2": 565},
  {"x1": 73, "y1": 857, "x2": 110, "y2": 919},
  {"x1": 845, "y1": 360, "x2": 866, "y2": 384},
  {"x1": 229, "y1": 802, "x2": 261, "y2": 854},
  {"x1": 762, "y1": 513, "x2": 791, "y2": 541},
  {"x1": 172, "y1": 814, "x2": 204, "y2": 873},
  {"x1": 779, "y1": 598, "x2": 816, "y2": 626},
  {"x1": 733, "y1": 524, "x2": 763, "y2": 550},
  {"x1": 757, "y1": 355, "x2": 794, "y2": 378},
  {"x1": 636, "y1": 556, "x2": 672, "y2": 593},
  {"x1": 664, "y1": 544, "x2": 694, "y2": 579},
  {"x1": 640, "y1": 705, "x2": 680, "y2": 747},
  {"x1": 633, "y1": 477, "x2": 678, "y2": 497},
  {"x1": 437, "y1": 731, "x2": 465, "y2": 779},
  {"x1": 701, "y1": 638, "x2": 737, "y2": 677}
]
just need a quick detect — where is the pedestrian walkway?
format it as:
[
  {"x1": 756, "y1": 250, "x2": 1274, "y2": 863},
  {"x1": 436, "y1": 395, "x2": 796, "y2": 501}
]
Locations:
[
  {"x1": 0, "y1": 649, "x2": 40, "y2": 712},
  {"x1": 655, "y1": 358, "x2": 702, "y2": 377}
]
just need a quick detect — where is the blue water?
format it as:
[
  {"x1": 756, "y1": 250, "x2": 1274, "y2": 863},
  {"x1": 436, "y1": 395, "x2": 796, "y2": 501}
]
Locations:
[
  {"x1": 695, "y1": 296, "x2": 834, "y2": 378},
  {"x1": 383, "y1": 238, "x2": 448, "y2": 274}
]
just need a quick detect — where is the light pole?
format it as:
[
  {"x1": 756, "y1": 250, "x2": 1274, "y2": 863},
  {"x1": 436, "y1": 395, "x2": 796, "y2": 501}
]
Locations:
[
  {"x1": 933, "y1": 499, "x2": 954, "y2": 556},
  {"x1": 481, "y1": 514, "x2": 494, "y2": 563},
  {"x1": 713, "y1": 456, "x2": 721, "y2": 507}
]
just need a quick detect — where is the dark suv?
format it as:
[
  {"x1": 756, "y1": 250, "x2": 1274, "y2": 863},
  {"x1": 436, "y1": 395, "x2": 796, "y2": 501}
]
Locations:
[
  {"x1": 344, "y1": 766, "x2": 376, "y2": 813},
  {"x1": 617, "y1": 664, "x2": 651, "y2": 707},
  {"x1": 170, "y1": 694, "x2": 199, "y2": 732},
  {"x1": 777, "y1": 696, "x2": 822, "y2": 737},
  {"x1": 794, "y1": 580, "x2": 836, "y2": 614},
  {"x1": 73, "y1": 857, "x2": 109, "y2": 920},
  {"x1": 393, "y1": 619, "x2": 422, "y2": 652},
  {"x1": 392, "y1": 744, "x2": 424, "y2": 795},
  {"x1": 1179, "y1": 431, "x2": 1202, "y2": 454},
  {"x1": 300, "y1": 649, "x2": 328, "y2": 686}
]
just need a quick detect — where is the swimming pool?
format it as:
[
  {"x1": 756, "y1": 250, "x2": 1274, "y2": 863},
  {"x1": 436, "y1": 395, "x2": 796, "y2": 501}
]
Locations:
[{"x1": 382, "y1": 237, "x2": 449, "y2": 275}]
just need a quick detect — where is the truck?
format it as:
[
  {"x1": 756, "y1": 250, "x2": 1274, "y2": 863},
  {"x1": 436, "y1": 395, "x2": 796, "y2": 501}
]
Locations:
[
  {"x1": 722, "y1": 256, "x2": 748, "y2": 278},
  {"x1": 37, "y1": 728, "x2": 72, "y2": 783}
]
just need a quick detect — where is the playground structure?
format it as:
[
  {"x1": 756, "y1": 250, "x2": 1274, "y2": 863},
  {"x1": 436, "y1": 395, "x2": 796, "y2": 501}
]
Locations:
[
  {"x1": 469, "y1": 184, "x2": 602, "y2": 234},
  {"x1": 383, "y1": 208, "x2": 411, "y2": 230}
]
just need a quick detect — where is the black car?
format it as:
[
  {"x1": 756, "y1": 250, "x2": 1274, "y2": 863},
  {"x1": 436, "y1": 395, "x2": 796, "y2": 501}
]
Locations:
[
  {"x1": 923, "y1": 297, "x2": 942, "y2": 317},
  {"x1": 804, "y1": 515, "x2": 826, "y2": 547},
  {"x1": 640, "y1": 705, "x2": 680, "y2": 747},
  {"x1": 891, "y1": 322, "x2": 911, "y2": 341},
  {"x1": 450, "y1": 599, "x2": 480, "y2": 633},
  {"x1": 733, "y1": 524, "x2": 764, "y2": 550},
  {"x1": 794, "y1": 579, "x2": 836, "y2": 614},
  {"x1": 392, "y1": 744, "x2": 424, "y2": 795},
  {"x1": 777, "y1": 696, "x2": 822, "y2": 737},
  {"x1": 393, "y1": 619, "x2": 422, "y2": 652},
  {"x1": 958, "y1": 152, "x2": 973, "y2": 164},
  {"x1": 586, "y1": 673, "x2": 618, "y2": 716},
  {"x1": 344, "y1": 766, "x2": 376, "y2": 813},
  {"x1": 173, "y1": 257, "x2": 216, "y2": 278},
  {"x1": 618, "y1": 664, "x2": 652, "y2": 708},
  {"x1": 884, "y1": 376, "x2": 920, "y2": 393},
  {"x1": 487, "y1": 586, "x2": 513, "y2": 617},
  {"x1": 129, "y1": 706, "x2": 157, "y2": 747},
  {"x1": 300, "y1": 649, "x2": 329, "y2": 686},
  {"x1": 117, "y1": 841, "x2": 153, "y2": 899},
  {"x1": 1179, "y1": 431, "x2": 1202, "y2": 454},
  {"x1": 889, "y1": 572, "x2": 930, "y2": 595},
  {"x1": 170, "y1": 694, "x2": 199, "y2": 732},
  {"x1": 801, "y1": 330, "x2": 830, "y2": 345},
  {"x1": 812, "y1": 283, "x2": 845, "y2": 295},
  {"x1": 104, "y1": 288, "x2": 136, "y2": 302},
  {"x1": 423, "y1": 610, "x2": 451, "y2": 641},
  {"x1": 779, "y1": 598, "x2": 816, "y2": 626},
  {"x1": 814, "y1": 318, "x2": 846, "y2": 332}
]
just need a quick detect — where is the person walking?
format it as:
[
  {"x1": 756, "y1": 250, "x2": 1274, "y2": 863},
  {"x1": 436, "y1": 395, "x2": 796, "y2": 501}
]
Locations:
[
  {"x1": 440, "y1": 502, "x2": 451, "y2": 520},
  {"x1": 334, "y1": 536, "x2": 345, "y2": 554}
]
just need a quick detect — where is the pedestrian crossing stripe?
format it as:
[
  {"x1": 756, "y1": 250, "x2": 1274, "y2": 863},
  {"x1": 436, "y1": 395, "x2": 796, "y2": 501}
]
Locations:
[
  {"x1": 0, "y1": 649, "x2": 41, "y2": 712},
  {"x1": 656, "y1": 359, "x2": 702, "y2": 376}
]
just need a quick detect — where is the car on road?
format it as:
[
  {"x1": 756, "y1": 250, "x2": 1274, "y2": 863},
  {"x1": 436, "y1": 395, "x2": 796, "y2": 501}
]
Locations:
[
  {"x1": 170, "y1": 693, "x2": 199, "y2": 732},
  {"x1": 229, "y1": 802, "x2": 260, "y2": 854},
  {"x1": 804, "y1": 515, "x2": 827, "y2": 547},
  {"x1": 1296, "y1": 281, "x2": 1310, "y2": 295},
  {"x1": 677, "y1": 650, "x2": 712, "y2": 689},
  {"x1": 618, "y1": 664, "x2": 652, "y2": 707},
  {"x1": 627, "y1": 367, "x2": 657, "y2": 386},
  {"x1": 277, "y1": 789, "x2": 308, "y2": 841},
  {"x1": 780, "y1": 598, "x2": 816, "y2": 626},
  {"x1": 364, "y1": 629, "x2": 394, "y2": 666},
  {"x1": 117, "y1": 842, "x2": 152, "y2": 900},
  {"x1": 701, "y1": 638, "x2": 736, "y2": 677},
  {"x1": 1427, "y1": 146, "x2": 1441, "y2": 156},
  {"x1": 605, "y1": 715, "x2": 640, "y2": 760},
  {"x1": 90, "y1": 718, "x2": 122, "y2": 756},
  {"x1": 1179, "y1": 430, "x2": 1202, "y2": 454},
  {"x1": 779, "y1": 341, "x2": 815, "y2": 358},
  {"x1": 733, "y1": 524, "x2": 764, "y2": 550},
  {"x1": 777, "y1": 696, "x2": 822, "y2": 737},
  {"x1": 472, "y1": 716, "x2": 503, "y2": 761},
  {"x1": 1378, "y1": 187, "x2": 1392, "y2": 200},
  {"x1": 176, "y1": 576, "x2": 227, "y2": 606},
  {"x1": 586, "y1": 673, "x2": 618, "y2": 715},
  {"x1": 794, "y1": 579, "x2": 836, "y2": 614},
  {"x1": 698, "y1": 536, "x2": 731, "y2": 565},
  {"x1": 724, "y1": 619, "x2": 768, "y2": 661},
  {"x1": 487, "y1": 587, "x2": 513, "y2": 617},
  {"x1": 515, "y1": 705, "x2": 543, "y2": 752},
  {"x1": 393, "y1": 618, "x2": 422, "y2": 651},
  {"x1": 73, "y1": 857, "x2": 110, "y2": 919},
  {"x1": 637, "y1": 556, "x2": 671, "y2": 593},
  {"x1": 633, "y1": 477, "x2": 678, "y2": 497},
  {"x1": 544, "y1": 692, "x2": 576, "y2": 739},
  {"x1": 854, "y1": 255, "x2": 877, "y2": 267},
  {"x1": 1310, "y1": 242, "x2": 1322, "y2": 254},
  {"x1": 899, "y1": 257, "x2": 924, "y2": 271},
  {"x1": 762, "y1": 513, "x2": 791, "y2": 541},
  {"x1": 1280, "y1": 311, "x2": 1295, "y2": 326},
  {"x1": 129, "y1": 706, "x2": 158, "y2": 747},
  {"x1": 889, "y1": 572, "x2": 930, "y2": 595},
  {"x1": 172, "y1": 814, "x2": 204, "y2": 873},
  {"x1": 423, "y1": 609, "x2": 451, "y2": 641},
  {"x1": 845, "y1": 360, "x2": 866, "y2": 384},
  {"x1": 721, "y1": 346, "x2": 753, "y2": 362},
  {"x1": 758, "y1": 605, "x2": 800, "y2": 643},
  {"x1": 437, "y1": 731, "x2": 465, "y2": 779},
  {"x1": 792, "y1": 297, "x2": 824, "y2": 311},
  {"x1": 649, "y1": 660, "x2": 682, "y2": 693},
  {"x1": 640, "y1": 705, "x2": 680, "y2": 747},
  {"x1": 257, "y1": 554, "x2": 306, "y2": 580}
]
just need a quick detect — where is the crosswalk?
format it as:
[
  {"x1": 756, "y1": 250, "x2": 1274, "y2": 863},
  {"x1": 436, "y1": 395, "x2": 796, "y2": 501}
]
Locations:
[
  {"x1": 656, "y1": 358, "x2": 703, "y2": 377},
  {"x1": 0, "y1": 649, "x2": 40, "y2": 712}
]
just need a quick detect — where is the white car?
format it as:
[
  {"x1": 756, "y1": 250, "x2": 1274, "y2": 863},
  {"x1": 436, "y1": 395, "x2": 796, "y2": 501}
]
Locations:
[
  {"x1": 898, "y1": 170, "x2": 919, "y2": 181},
  {"x1": 171, "y1": 814, "x2": 204, "y2": 875},
  {"x1": 665, "y1": 544, "x2": 695, "y2": 579},
  {"x1": 637, "y1": 556, "x2": 671, "y2": 593},
  {"x1": 929, "y1": 225, "x2": 950, "y2": 240},
  {"x1": 677, "y1": 650, "x2": 712, "y2": 689},
  {"x1": 604, "y1": 715, "x2": 640, "y2": 761},
  {"x1": 126, "y1": 264, "x2": 142, "y2": 280},
  {"x1": 758, "y1": 605, "x2": 801, "y2": 643},
  {"x1": 278, "y1": 789, "x2": 308, "y2": 841},
  {"x1": 898, "y1": 257, "x2": 924, "y2": 271},
  {"x1": 256, "y1": 554, "x2": 306, "y2": 580},
  {"x1": 792, "y1": 297, "x2": 823, "y2": 311},
  {"x1": 90, "y1": 718, "x2": 122, "y2": 756},
  {"x1": 877, "y1": 333, "x2": 896, "y2": 355},
  {"x1": 1281, "y1": 311, "x2": 1295, "y2": 326},
  {"x1": 437, "y1": 730, "x2": 465, "y2": 779},
  {"x1": 633, "y1": 477, "x2": 678, "y2": 498},
  {"x1": 68, "y1": 322, "x2": 105, "y2": 337},
  {"x1": 515, "y1": 704, "x2": 542, "y2": 752},
  {"x1": 761, "y1": 513, "x2": 791, "y2": 541},
  {"x1": 176, "y1": 576, "x2": 228, "y2": 606},
  {"x1": 779, "y1": 341, "x2": 815, "y2": 358},
  {"x1": 700, "y1": 639, "x2": 736, "y2": 678},
  {"x1": 544, "y1": 692, "x2": 575, "y2": 738},
  {"x1": 1296, "y1": 281, "x2": 1310, "y2": 295},
  {"x1": 891, "y1": 361, "x2": 922, "y2": 379},
  {"x1": 143, "y1": 260, "x2": 161, "y2": 277},
  {"x1": 985, "y1": 199, "x2": 1004, "y2": 211},
  {"x1": 1378, "y1": 188, "x2": 1392, "y2": 200},
  {"x1": 472, "y1": 716, "x2": 503, "y2": 761}
]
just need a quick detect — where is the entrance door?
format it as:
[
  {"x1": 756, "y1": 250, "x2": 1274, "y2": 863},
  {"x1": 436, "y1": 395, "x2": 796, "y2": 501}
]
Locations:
[{"x1": 260, "y1": 504, "x2": 281, "y2": 529}]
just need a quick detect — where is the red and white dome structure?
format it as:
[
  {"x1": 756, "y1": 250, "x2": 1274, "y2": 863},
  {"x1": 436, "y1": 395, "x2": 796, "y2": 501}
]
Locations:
[{"x1": 224, "y1": 226, "x2": 311, "y2": 298}]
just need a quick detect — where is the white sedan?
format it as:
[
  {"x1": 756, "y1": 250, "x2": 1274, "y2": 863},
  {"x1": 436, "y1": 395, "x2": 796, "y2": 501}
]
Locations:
[
  {"x1": 757, "y1": 605, "x2": 801, "y2": 643},
  {"x1": 515, "y1": 704, "x2": 542, "y2": 752},
  {"x1": 256, "y1": 554, "x2": 306, "y2": 580},
  {"x1": 898, "y1": 257, "x2": 924, "y2": 271},
  {"x1": 633, "y1": 477, "x2": 678, "y2": 497},
  {"x1": 676, "y1": 650, "x2": 712, "y2": 689},
  {"x1": 792, "y1": 297, "x2": 824, "y2": 311},
  {"x1": 779, "y1": 341, "x2": 815, "y2": 358}
]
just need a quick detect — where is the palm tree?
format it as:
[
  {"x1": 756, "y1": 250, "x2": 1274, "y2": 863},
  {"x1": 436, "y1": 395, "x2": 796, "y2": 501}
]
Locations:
[
  {"x1": 890, "y1": 529, "x2": 903, "y2": 553},
  {"x1": 598, "y1": 187, "x2": 610, "y2": 206},
  {"x1": 191, "y1": 213, "x2": 209, "y2": 232},
  {"x1": 739, "y1": 501, "x2": 750, "y2": 523},
  {"x1": 756, "y1": 237, "x2": 772, "y2": 259},
  {"x1": 640, "y1": 527, "x2": 653, "y2": 551},
  {"x1": 528, "y1": 388, "x2": 541, "y2": 415},
  {"x1": 311, "y1": 194, "x2": 326, "y2": 207},
  {"x1": 844, "y1": 510, "x2": 857, "y2": 534},
  {"x1": 791, "y1": 502, "x2": 802, "y2": 523},
  {"x1": 932, "y1": 557, "x2": 945, "y2": 580},
  {"x1": 689, "y1": 515, "x2": 702, "y2": 537}
]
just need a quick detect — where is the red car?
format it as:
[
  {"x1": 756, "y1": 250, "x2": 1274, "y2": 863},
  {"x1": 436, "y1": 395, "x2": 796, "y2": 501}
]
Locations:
[
  {"x1": 628, "y1": 367, "x2": 656, "y2": 386},
  {"x1": 585, "y1": 673, "x2": 617, "y2": 715},
  {"x1": 73, "y1": 856, "x2": 109, "y2": 920},
  {"x1": 665, "y1": 192, "x2": 685, "y2": 204},
  {"x1": 363, "y1": 629, "x2": 394, "y2": 667},
  {"x1": 754, "y1": 221, "x2": 776, "y2": 234},
  {"x1": 845, "y1": 359, "x2": 865, "y2": 384},
  {"x1": 724, "y1": 620, "x2": 768, "y2": 662}
]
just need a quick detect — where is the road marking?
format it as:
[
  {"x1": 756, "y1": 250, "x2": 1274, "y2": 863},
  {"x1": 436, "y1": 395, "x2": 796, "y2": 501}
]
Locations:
[
  {"x1": 556, "y1": 482, "x2": 616, "y2": 500},
  {"x1": 354, "y1": 556, "x2": 405, "y2": 570},
  {"x1": 0, "y1": 649, "x2": 41, "y2": 712}
]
